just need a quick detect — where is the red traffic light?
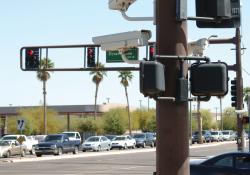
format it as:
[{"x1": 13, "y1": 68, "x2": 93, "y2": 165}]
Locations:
[{"x1": 27, "y1": 49, "x2": 34, "y2": 56}]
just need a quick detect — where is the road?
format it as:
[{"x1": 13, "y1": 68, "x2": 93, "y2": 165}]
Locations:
[{"x1": 0, "y1": 141, "x2": 249, "y2": 175}]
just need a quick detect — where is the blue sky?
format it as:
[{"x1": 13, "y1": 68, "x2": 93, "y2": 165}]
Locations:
[{"x1": 0, "y1": 0, "x2": 249, "y2": 112}]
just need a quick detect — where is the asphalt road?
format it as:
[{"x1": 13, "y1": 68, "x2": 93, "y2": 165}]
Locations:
[{"x1": 0, "y1": 141, "x2": 249, "y2": 175}]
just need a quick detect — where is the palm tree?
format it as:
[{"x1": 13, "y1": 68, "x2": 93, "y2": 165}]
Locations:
[
  {"x1": 118, "y1": 71, "x2": 133, "y2": 135},
  {"x1": 37, "y1": 58, "x2": 54, "y2": 135},
  {"x1": 90, "y1": 63, "x2": 106, "y2": 120}
]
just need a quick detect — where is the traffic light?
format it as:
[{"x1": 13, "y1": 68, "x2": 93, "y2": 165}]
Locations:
[
  {"x1": 190, "y1": 62, "x2": 228, "y2": 97},
  {"x1": 195, "y1": 0, "x2": 241, "y2": 28},
  {"x1": 87, "y1": 47, "x2": 96, "y2": 67},
  {"x1": 149, "y1": 45, "x2": 155, "y2": 61},
  {"x1": 242, "y1": 116, "x2": 249, "y2": 124},
  {"x1": 25, "y1": 48, "x2": 40, "y2": 69},
  {"x1": 231, "y1": 78, "x2": 237, "y2": 107}
]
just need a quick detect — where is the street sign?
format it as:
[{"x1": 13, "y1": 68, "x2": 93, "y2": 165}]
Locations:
[
  {"x1": 106, "y1": 48, "x2": 138, "y2": 63},
  {"x1": 17, "y1": 119, "x2": 25, "y2": 130},
  {"x1": 17, "y1": 136, "x2": 26, "y2": 144}
]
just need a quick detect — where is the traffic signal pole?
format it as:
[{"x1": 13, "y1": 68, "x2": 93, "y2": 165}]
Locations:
[
  {"x1": 209, "y1": 28, "x2": 244, "y2": 151},
  {"x1": 156, "y1": 0, "x2": 189, "y2": 174}
]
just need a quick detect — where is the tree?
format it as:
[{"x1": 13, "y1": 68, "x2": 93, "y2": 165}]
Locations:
[
  {"x1": 222, "y1": 107, "x2": 237, "y2": 130},
  {"x1": 243, "y1": 87, "x2": 250, "y2": 104},
  {"x1": 90, "y1": 63, "x2": 106, "y2": 120},
  {"x1": 37, "y1": 58, "x2": 54, "y2": 135},
  {"x1": 200, "y1": 109, "x2": 214, "y2": 130},
  {"x1": 102, "y1": 108, "x2": 127, "y2": 135},
  {"x1": 7, "y1": 107, "x2": 61, "y2": 135},
  {"x1": 118, "y1": 71, "x2": 133, "y2": 135}
]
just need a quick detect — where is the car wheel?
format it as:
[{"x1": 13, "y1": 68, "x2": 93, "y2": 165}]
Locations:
[
  {"x1": 56, "y1": 147, "x2": 63, "y2": 155},
  {"x1": 30, "y1": 147, "x2": 35, "y2": 155},
  {"x1": 106, "y1": 145, "x2": 111, "y2": 151},
  {"x1": 151, "y1": 142, "x2": 154, "y2": 147},
  {"x1": 5, "y1": 151, "x2": 11, "y2": 158},
  {"x1": 97, "y1": 145, "x2": 101, "y2": 152},
  {"x1": 36, "y1": 153, "x2": 42, "y2": 157},
  {"x1": 82, "y1": 150, "x2": 86, "y2": 152},
  {"x1": 21, "y1": 150, "x2": 26, "y2": 157},
  {"x1": 73, "y1": 146, "x2": 79, "y2": 154}
]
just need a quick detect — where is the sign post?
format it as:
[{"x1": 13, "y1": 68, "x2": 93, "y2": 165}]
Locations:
[
  {"x1": 248, "y1": 96, "x2": 250, "y2": 152},
  {"x1": 17, "y1": 119, "x2": 25, "y2": 159}
]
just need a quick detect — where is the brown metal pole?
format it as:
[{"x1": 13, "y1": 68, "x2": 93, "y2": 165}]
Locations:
[
  {"x1": 67, "y1": 113, "x2": 70, "y2": 131},
  {"x1": 156, "y1": 0, "x2": 189, "y2": 174},
  {"x1": 235, "y1": 28, "x2": 244, "y2": 151}
]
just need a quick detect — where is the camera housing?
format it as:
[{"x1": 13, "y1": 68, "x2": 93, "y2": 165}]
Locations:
[
  {"x1": 109, "y1": 0, "x2": 136, "y2": 12},
  {"x1": 92, "y1": 30, "x2": 151, "y2": 51}
]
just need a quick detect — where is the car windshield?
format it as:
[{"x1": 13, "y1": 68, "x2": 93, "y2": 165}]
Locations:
[
  {"x1": 45, "y1": 135, "x2": 62, "y2": 142},
  {"x1": 2, "y1": 136, "x2": 18, "y2": 140},
  {"x1": 105, "y1": 135, "x2": 116, "y2": 140},
  {"x1": 87, "y1": 137, "x2": 100, "y2": 142},
  {"x1": 114, "y1": 137, "x2": 125, "y2": 141},
  {"x1": 222, "y1": 131, "x2": 229, "y2": 135},
  {"x1": 0, "y1": 141, "x2": 11, "y2": 146},
  {"x1": 63, "y1": 133, "x2": 75, "y2": 138},
  {"x1": 211, "y1": 132, "x2": 218, "y2": 135},
  {"x1": 133, "y1": 134, "x2": 145, "y2": 138}
]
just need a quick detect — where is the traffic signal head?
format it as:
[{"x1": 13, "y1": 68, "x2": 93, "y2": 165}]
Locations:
[
  {"x1": 195, "y1": 0, "x2": 241, "y2": 28},
  {"x1": 25, "y1": 48, "x2": 40, "y2": 69},
  {"x1": 231, "y1": 78, "x2": 237, "y2": 107},
  {"x1": 190, "y1": 62, "x2": 228, "y2": 97},
  {"x1": 149, "y1": 45, "x2": 155, "y2": 61},
  {"x1": 87, "y1": 47, "x2": 96, "y2": 67}
]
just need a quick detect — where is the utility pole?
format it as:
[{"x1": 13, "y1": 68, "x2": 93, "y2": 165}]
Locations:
[
  {"x1": 248, "y1": 96, "x2": 250, "y2": 152},
  {"x1": 209, "y1": 28, "x2": 244, "y2": 151},
  {"x1": 156, "y1": 0, "x2": 189, "y2": 174},
  {"x1": 235, "y1": 28, "x2": 244, "y2": 151}
]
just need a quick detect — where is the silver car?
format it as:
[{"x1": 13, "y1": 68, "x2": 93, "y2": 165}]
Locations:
[
  {"x1": 82, "y1": 136, "x2": 111, "y2": 152},
  {"x1": 0, "y1": 140, "x2": 26, "y2": 158}
]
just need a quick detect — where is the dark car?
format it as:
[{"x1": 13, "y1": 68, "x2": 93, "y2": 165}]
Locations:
[
  {"x1": 190, "y1": 152, "x2": 250, "y2": 175},
  {"x1": 192, "y1": 130, "x2": 212, "y2": 144},
  {"x1": 34, "y1": 134, "x2": 78, "y2": 157},
  {"x1": 133, "y1": 133, "x2": 155, "y2": 148}
]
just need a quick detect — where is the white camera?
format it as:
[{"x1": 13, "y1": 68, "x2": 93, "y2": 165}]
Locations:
[
  {"x1": 92, "y1": 30, "x2": 151, "y2": 51},
  {"x1": 109, "y1": 0, "x2": 136, "y2": 12},
  {"x1": 187, "y1": 38, "x2": 209, "y2": 56}
]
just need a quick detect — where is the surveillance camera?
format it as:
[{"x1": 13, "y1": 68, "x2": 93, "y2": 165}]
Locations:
[
  {"x1": 92, "y1": 30, "x2": 151, "y2": 51},
  {"x1": 109, "y1": 0, "x2": 136, "y2": 12},
  {"x1": 187, "y1": 38, "x2": 209, "y2": 56}
]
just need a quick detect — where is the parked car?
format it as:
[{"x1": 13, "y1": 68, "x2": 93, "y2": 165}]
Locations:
[
  {"x1": 192, "y1": 130, "x2": 212, "y2": 144},
  {"x1": 190, "y1": 152, "x2": 250, "y2": 175},
  {"x1": 34, "y1": 134, "x2": 78, "y2": 157},
  {"x1": 33, "y1": 135, "x2": 47, "y2": 143},
  {"x1": 222, "y1": 130, "x2": 236, "y2": 141},
  {"x1": 82, "y1": 136, "x2": 111, "y2": 152},
  {"x1": 210, "y1": 131, "x2": 224, "y2": 142},
  {"x1": 62, "y1": 131, "x2": 82, "y2": 150},
  {"x1": 132, "y1": 133, "x2": 155, "y2": 148},
  {"x1": 104, "y1": 135, "x2": 117, "y2": 141},
  {"x1": 0, "y1": 140, "x2": 26, "y2": 158},
  {"x1": 111, "y1": 135, "x2": 136, "y2": 150},
  {"x1": 1, "y1": 134, "x2": 38, "y2": 155}
]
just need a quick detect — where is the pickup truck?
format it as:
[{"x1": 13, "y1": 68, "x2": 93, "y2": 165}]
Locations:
[
  {"x1": 34, "y1": 134, "x2": 78, "y2": 157},
  {"x1": 62, "y1": 131, "x2": 82, "y2": 150}
]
